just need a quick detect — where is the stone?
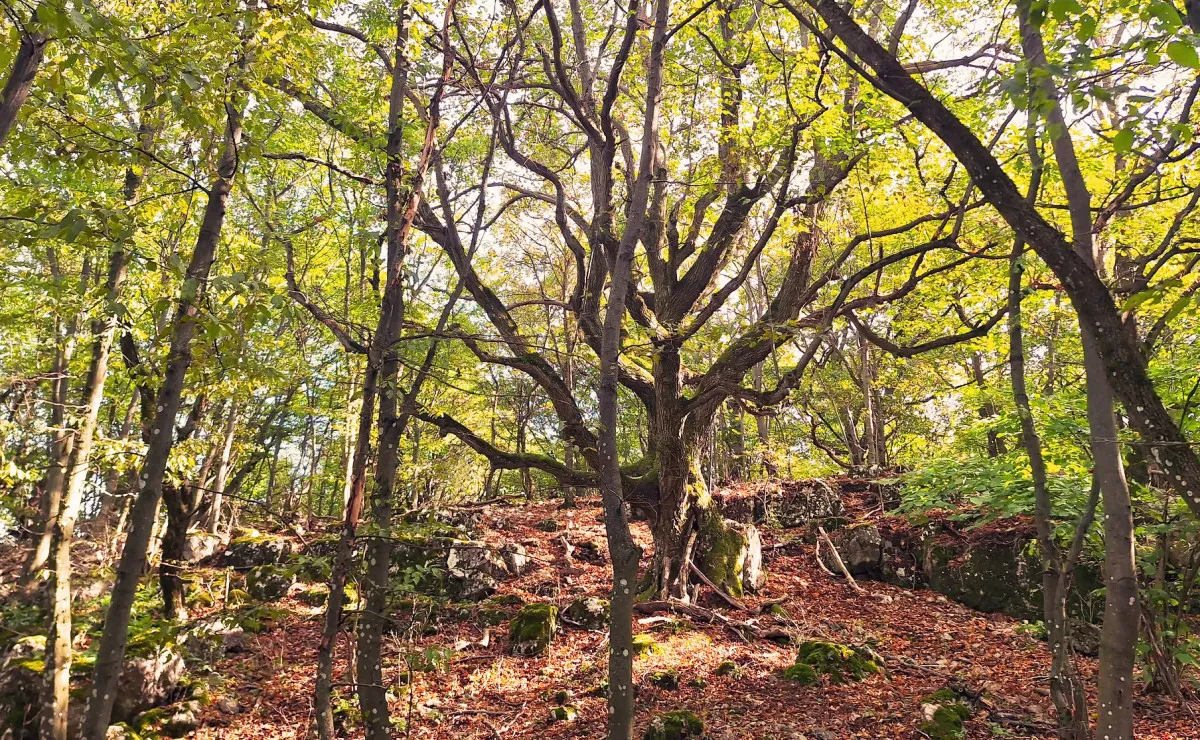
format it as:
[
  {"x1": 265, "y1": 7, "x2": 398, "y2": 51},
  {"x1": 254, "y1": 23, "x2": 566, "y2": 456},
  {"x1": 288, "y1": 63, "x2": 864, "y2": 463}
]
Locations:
[
  {"x1": 106, "y1": 725, "x2": 134, "y2": 740},
  {"x1": 643, "y1": 710, "x2": 704, "y2": 740},
  {"x1": 535, "y1": 518, "x2": 560, "y2": 532},
  {"x1": 548, "y1": 705, "x2": 578, "y2": 722},
  {"x1": 182, "y1": 531, "x2": 224, "y2": 563},
  {"x1": 182, "y1": 618, "x2": 247, "y2": 663},
  {"x1": 822, "y1": 523, "x2": 883, "y2": 576},
  {"x1": 224, "y1": 534, "x2": 291, "y2": 569},
  {"x1": 562, "y1": 596, "x2": 610, "y2": 630},
  {"x1": 714, "y1": 660, "x2": 741, "y2": 678},
  {"x1": 113, "y1": 647, "x2": 187, "y2": 722},
  {"x1": 133, "y1": 699, "x2": 201, "y2": 738},
  {"x1": 246, "y1": 564, "x2": 295, "y2": 601},
  {"x1": 447, "y1": 543, "x2": 511, "y2": 601},
  {"x1": 509, "y1": 603, "x2": 558, "y2": 656},
  {"x1": 217, "y1": 697, "x2": 241, "y2": 715},
  {"x1": 918, "y1": 689, "x2": 971, "y2": 740},
  {"x1": 632, "y1": 633, "x2": 662, "y2": 656},
  {"x1": 715, "y1": 480, "x2": 844, "y2": 528},
  {"x1": 786, "y1": 641, "x2": 879, "y2": 685},
  {"x1": 647, "y1": 669, "x2": 680, "y2": 690},
  {"x1": 500, "y1": 542, "x2": 533, "y2": 576},
  {"x1": 697, "y1": 514, "x2": 763, "y2": 598}
]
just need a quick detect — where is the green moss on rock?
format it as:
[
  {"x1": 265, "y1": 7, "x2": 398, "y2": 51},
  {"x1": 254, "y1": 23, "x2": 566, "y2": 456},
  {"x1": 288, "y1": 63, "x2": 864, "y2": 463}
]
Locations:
[
  {"x1": 643, "y1": 710, "x2": 704, "y2": 740},
  {"x1": 919, "y1": 688, "x2": 971, "y2": 739},
  {"x1": 631, "y1": 633, "x2": 662, "y2": 657},
  {"x1": 698, "y1": 512, "x2": 748, "y2": 598},
  {"x1": 714, "y1": 660, "x2": 741, "y2": 678},
  {"x1": 781, "y1": 662, "x2": 818, "y2": 684},
  {"x1": 789, "y1": 641, "x2": 880, "y2": 684},
  {"x1": 647, "y1": 669, "x2": 680, "y2": 690},
  {"x1": 548, "y1": 705, "x2": 578, "y2": 722},
  {"x1": 509, "y1": 603, "x2": 558, "y2": 656}
]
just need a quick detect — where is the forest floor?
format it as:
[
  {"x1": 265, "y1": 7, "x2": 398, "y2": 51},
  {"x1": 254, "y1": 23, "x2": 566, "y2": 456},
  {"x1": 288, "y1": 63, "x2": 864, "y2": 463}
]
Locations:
[
  {"x1": 193, "y1": 492, "x2": 1195, "y2": 740},
  {"x1": 4, "y1": 486, "x2": 1197, "y2": 739}
]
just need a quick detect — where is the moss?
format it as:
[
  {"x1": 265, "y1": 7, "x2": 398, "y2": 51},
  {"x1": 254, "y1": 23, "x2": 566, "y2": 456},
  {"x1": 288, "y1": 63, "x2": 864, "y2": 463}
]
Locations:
[
  {"x1": 490, "y1": 593, "x2": 525, "y2": 606},
  {"x1": 631, "y1": 633, "x2": 662, "y2": 657},
  {"x1": 643, "y1": 709, "x2": 704, "y2": 740},
  {"x1": 552, "y1": 689, "x2": 572, "y2": 705},
  {"x1": 781, "y1": 662, "x2": 818, "y2": 684},
  {"x1": 647, "y1": 669, "x2": 680, "y2": 690},
  {"x1": 509, "y1": 603, "x2": 558, "y2": 656},
  {"x1": 715, "y1": 660, "x2": 741, "y2": 678},
  {"x1": 187, "y1": 679, "x2": 213, "y2": 706},
  {"x1": 698, "y1": 511, "x2": 748, "y2": 598},
  {"x1": 687, "y1": 677, "x2": 707, "y2": 689},
  {"x1": 535, "y1": 518, "x2": 560, "y2": 532},
  {"x1": 790, "y1": 641, "x2": 880, "y2": 684},
  {"x1": 920, "y1": 704, "x2": 970, "y2": 739},
  {"x1": 548, "y1": 705, "x2": 578, "y2": 722}
]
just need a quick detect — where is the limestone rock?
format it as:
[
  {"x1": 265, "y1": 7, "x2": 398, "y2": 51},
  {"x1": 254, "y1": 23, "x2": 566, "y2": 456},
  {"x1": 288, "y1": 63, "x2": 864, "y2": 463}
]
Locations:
[
  {"x1": 509, "y1": 603, "x2": 558, "y2": 656},
  {"x1": 501, "y1": 542, "x2": 533, "y2": 576},
  {"x1": 246, "y1": 564, "x2": 295, "y2": 601},
  {"x1": 182, "y1": 531, "x2": 224, "y2": 563},
  {"x1": 643, "y1": 710, "x2": 703, "y2": 740},
  {"x1": 224, "y1": 534, "x2": 291, "y2": 569},
  {"x1": 697, "y1": 515, "x2": 764, "y2": 597},
  {"x1": 821, "y1": 523, "x2": 883, "y2": 576},
  {"x1": 447, "y1": 543, "x2": 510, "y2": 601},
  {"x1": 562, "y1": 596, "x2": 609, "y2": 630},
  {"x1": 113, "y1": 647, "x2": 187, "y2": 722}
]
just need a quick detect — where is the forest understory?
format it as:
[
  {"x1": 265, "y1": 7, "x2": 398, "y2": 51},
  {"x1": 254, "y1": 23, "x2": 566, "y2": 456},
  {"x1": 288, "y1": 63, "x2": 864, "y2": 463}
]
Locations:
[{"x1": 3, "y1": 481, "x2": 1193, "y2": 740}]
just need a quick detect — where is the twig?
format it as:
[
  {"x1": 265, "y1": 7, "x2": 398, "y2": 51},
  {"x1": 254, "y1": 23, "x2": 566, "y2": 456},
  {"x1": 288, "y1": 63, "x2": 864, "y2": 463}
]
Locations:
[
  {"x1": 688, "y1": 561, "x2": 747, "y2": 610},
  {"x1": 816, "y1": 525, "x2": 867, "y2": 594}
]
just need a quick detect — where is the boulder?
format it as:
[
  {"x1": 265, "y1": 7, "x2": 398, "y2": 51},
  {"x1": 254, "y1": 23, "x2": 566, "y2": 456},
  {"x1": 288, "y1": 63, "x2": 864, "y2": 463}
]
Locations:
[
  {"x1": 784, "y1": 641, "x2": 880, "y2": 685},
  {"x1": 500, "y1": 542, "x2": 533, "y2": 576},
  {"x1": 0, "y1": 635, "x2": 46, "y2": 727},
  {"x1": 182, "y1": 618, "x2": 247, "y2": 663},
  {"x1": 224, "y1": 534, "x2": 291, "y2": 569},
  {"x1": 182, "y1": 531, "x2": 224, "y2": 563},
  {"x1": 133, "y1": 699, "x2": 201, "y2": 738},
  {"x1": 112, "y1": 647, "x2": 187, "y2": 722},
  {"x1": 697, "y1": 515, "x2": 764, "y2": 597},
  {"x1": 821, "y1": 523, "x2": 883, "y2": 576},
  {"x1": 246, "y1": 564, "x2": 295, "y2": 601},
  {"x1": 562, "y1": 596, "x2": 609, "y2": 630},
  {"x1": 643, "y1": 710, "x2": 704, "y2": 740},
  {"x1": 509, "y1": 603, "x2": 558, "y2": 656},
  {"x1": 447, "y1": 543, "x2": 510, "y2": 601}
]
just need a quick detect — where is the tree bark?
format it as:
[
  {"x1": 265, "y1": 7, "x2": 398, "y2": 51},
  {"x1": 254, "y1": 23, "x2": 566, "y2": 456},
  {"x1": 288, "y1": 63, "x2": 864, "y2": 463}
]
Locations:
[
  {"x1": 81, "y1": 81, "x2": 246, "y2": 740},
  {"x1": 40, "y1": 237, "x2": 129, "y2": 740},
  {"x1": 0, "y1": 8, "x2": 47, "y2": 148}
]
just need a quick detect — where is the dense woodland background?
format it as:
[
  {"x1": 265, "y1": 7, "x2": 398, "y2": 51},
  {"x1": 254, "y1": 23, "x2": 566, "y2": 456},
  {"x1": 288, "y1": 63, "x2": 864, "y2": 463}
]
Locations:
[{"x1": 0, "y1": 0, "x2": 1199, "y2": 738}]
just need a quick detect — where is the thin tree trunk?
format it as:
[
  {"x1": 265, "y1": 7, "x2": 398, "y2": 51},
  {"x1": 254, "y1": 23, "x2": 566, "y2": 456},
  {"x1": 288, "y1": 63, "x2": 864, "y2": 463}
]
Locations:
[
  {"x1": 41, "y1": 237, "x2": 129, "y2": 740},
  {"x1": 206, "y1": 407, "x2": 238, "y2": 532},
  {"x1": 1006, "y1": 123, "x2": 1090, "y2": 739},
  {"x1": 81, "y1": 76, "x2": 247, "y2": 740},
  {"x1": 1016, "y1": 5, "x2": 1137, "y2": 735},
  {"x1": 597, "y1": 4, "x2": 668, "y2": 737}
]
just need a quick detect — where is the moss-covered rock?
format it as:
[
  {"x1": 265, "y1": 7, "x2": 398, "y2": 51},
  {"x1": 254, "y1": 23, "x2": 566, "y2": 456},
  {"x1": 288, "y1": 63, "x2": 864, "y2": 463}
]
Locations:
[
  {"x1": 918, "y1": 689, "x2": 971, "y2": 739},
  {"x1": 697, "y1": 512, "x2": 764, "y2": 597},
  {"x1": 788, "y1": 641, "x2": 879, "y2": 685},
  {"x1": 509, "y1": 603, "x2": 558, "y2": 656},
  {"x1": 224, "y1": 533, "x2": 292, "y2": 569},
  {"x1": 246, "y1": 564, "x2": 295, "y2": 601},
  {"x1": 631, "y1": 633, "x2": 662, "y2": 657},
  {"x1": 781, "y1": 662, "x2": 818, "y2": 684},
  {"x1": 562, "y1": 596, "x2": 609, "y2": 630},
  {"x1": 714, "y1": 659, "x2": 741, "y2": 678},
  {"x1": 647, "y1": 669, "x2": 680, "y2": 690},
  {"x1": 643, "y1": 709, "x2": 704, "y2": 739},
  {"x1": 548, "y1": 705, "x2": 578, "y2": 722},
  {"x1": 535, "y1": 518, "x2": 561, "y2": 532}
]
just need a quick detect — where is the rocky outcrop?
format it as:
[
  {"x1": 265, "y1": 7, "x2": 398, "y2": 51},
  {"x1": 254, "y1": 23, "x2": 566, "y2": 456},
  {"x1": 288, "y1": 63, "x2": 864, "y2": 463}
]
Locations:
[
  {"x1": 820, "y1": 523, "x2": 883, "y2": 575},
  {"x1": 112, "y1": 647, "x2": 187, "y2": 722},
  {"x1": 182, "y1": 531, "x2": 224, "y2": 563},
  {"x1": 223, "y1": 534, "x2": 291, "y2": 569},
  {"x1": 246, "y1": 564, "x2": 295, "y2": 601},
  {"x1": 714, "y1": 480, "x2": 844, "y2": 529}
]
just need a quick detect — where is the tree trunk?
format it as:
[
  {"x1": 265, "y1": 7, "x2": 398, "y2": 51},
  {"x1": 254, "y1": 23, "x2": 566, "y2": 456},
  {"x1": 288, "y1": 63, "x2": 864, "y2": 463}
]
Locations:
[
  {"x1": 205, "y1": 407, "x2": 238, "y2": 532},
  {"x1": 0, "y1": 11, "x2": 47, "y2": 148},
  {"x1": 81, "y1": 82, "x2": 246, "y2": 740},
  {"x1": 41, "y1": 240, "x2": 129, "y2": 740},
  {"x1": 1015, "y1": 5, "x2": 1137, "y2": 735}
]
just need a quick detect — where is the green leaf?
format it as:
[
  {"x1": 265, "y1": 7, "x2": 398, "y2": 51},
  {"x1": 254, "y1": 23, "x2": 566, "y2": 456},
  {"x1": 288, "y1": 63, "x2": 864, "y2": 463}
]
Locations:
[
  {"x1": 1113, "y1": 128, "x2": 1134, "y2": 153},
  {"x1": 1166, "y1": 41, "x2": 1199, "y2": 68}
]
